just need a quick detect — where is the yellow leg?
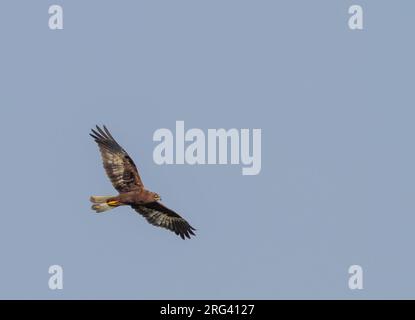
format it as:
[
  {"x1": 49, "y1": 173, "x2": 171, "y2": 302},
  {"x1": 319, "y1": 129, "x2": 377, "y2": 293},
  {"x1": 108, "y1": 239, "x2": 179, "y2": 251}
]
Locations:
[{"x1": 107, "y1": 200, "x2": 120, "y2": 207}]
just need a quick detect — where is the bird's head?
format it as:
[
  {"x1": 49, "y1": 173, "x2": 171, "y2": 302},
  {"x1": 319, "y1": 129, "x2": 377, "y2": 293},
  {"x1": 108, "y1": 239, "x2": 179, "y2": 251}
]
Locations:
[{"x1": 153, "y1": 193, "x2": 161, "y2": 202}]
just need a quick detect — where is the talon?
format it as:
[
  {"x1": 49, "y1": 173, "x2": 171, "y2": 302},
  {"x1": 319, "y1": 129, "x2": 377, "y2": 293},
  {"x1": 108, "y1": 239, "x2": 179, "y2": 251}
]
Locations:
[{"x1": 107, "y1": 200, "x2": 120, "y2": 206}]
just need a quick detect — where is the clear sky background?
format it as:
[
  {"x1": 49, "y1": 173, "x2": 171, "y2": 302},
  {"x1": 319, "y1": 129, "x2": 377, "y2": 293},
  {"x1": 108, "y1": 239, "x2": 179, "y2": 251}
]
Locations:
[{"x1": 0, "y1": 1, "x2": 414, "y2": 299}]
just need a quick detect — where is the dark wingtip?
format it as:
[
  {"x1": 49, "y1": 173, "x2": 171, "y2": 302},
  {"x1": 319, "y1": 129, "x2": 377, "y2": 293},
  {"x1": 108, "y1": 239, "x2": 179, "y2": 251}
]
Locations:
[
  {"x1": 90, "y1": 125, "x2": 100, "y2": 136},
  {"x1": 180, "y1": 225, "x2": 196, "y2": 239},
  {"x1": 90, "y1": 129, "x2": 102, "y2": 140}
]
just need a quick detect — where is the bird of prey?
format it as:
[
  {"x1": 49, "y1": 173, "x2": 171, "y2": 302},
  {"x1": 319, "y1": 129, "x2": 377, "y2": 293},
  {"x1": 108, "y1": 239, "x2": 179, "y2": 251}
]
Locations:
[{"x1": 89, "y1": 125, "x2": 196, "y2": 239}]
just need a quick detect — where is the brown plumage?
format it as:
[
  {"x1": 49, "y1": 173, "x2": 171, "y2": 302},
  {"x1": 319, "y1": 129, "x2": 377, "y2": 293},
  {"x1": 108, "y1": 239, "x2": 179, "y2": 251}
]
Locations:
[{"x1": 89, "y1": 125, "x2": 196, "y2": 240}]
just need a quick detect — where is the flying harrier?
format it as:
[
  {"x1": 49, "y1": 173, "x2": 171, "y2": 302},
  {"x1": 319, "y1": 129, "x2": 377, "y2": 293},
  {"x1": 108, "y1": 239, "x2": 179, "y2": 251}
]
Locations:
[{"x1": 89, "y1": 125, "x2": 196, "y2": 239}]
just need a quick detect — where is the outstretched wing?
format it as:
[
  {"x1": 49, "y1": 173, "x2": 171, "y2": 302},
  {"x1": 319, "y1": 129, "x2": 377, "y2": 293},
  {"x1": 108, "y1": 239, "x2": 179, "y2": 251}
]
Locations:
[
  {"x1": 132, "y1": 202, "x2": 196, "y2": 239},
  {"x1": 90, "y1": 125, "x2": 143, "y2": 193}
]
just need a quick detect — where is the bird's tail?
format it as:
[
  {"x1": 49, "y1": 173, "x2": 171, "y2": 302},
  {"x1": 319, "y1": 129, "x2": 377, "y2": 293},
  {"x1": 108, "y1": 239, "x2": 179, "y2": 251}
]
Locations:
[
  {"x1": 90, "y1": 195, "x2": 119, "y2": 213},
  {"x1": 90, "y1": 195, "x2": 113, "y2": 203}
]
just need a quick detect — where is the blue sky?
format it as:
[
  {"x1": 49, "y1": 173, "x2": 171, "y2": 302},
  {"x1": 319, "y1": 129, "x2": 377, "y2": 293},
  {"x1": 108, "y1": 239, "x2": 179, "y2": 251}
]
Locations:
[{"x1": 0, "y1": 1, "x2": 414, "y2": 299}]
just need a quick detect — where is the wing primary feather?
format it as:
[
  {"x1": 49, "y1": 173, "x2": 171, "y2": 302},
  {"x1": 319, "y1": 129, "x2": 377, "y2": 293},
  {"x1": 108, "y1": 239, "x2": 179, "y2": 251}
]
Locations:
[
  {"x1": 103, "y1": 125, "x2": 116, "y2": 142},
  {"x1": 172, "y1": 220, "x2": 180, "y2": 235},
  {"x1": 96, "y1": 125, "x2": 109, "y2": 139},
  {"x1": 91, "y1": 128, "x2": 106, "y2": 141},
  {"x1": 90, "y1": 129, "x2": 101, "y2": 139},
  {"x1": 132, "y1": 204, "x2": 196, "y2": 239},
  {"x1": 89, "y1": 133, "x2": 99, "y2": 140}
]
